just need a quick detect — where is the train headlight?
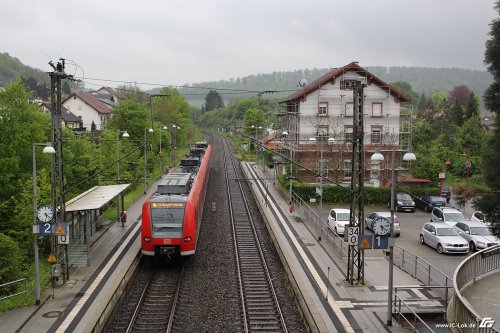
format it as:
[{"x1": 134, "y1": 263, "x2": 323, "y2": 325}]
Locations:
[
  {"x1": 184, "y1": 236, "x2": 192, "y2": 242},
  {"x1": 144, "y1": 237, "x2": 151, "y2": 242}
]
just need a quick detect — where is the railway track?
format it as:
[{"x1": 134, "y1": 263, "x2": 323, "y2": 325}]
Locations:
[
  {"x1": 108, "y1": 262, "x2": 183, "y2": 333},
  {"x1": 222, "y1": 136, "x2": 288, "y2": 333}
]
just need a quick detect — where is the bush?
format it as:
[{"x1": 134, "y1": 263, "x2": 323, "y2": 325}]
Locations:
[{"x1": 0, "y1": 233, "x2": 22, "y2": 288}]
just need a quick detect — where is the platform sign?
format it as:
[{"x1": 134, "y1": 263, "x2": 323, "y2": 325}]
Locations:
[
  {"x1": 47, "y1": 252, "x2": 57, "y2": 264},
  {"x1": 358, "y1": 235, "x2": 373, "y2": 249},
  {"x1": 39, "y1": 223, "x2": 53, "y2": 236},
  {"x1": 373, "y1": 235, "x2": 389, "y2": 249},
  {"x1": 54, "y1": 222, "x2": 68, "y2": 236},
  {"x1": 58, "y1": 226, "x2": 70, "y2": 245},
  {"x1": 347, "y1": 227, "x2": 359, "y2": 245}
]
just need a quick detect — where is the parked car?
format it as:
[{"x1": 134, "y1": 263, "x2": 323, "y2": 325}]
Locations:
[
  {"x1": 365, "y1": 212, "x2": 400, "y2": 236},
  {"x1": 327, "y1": 208, "x2": 351, "y2": 235},
  {"x1": 419, "y1": 222, "x2": 469, "y2": 254},
  {"x1": 430, "y1": 207, "x2": 468, "y2": 226},
  {"x1": 440, "y1": 184, "x2": 452, "y2": 203},
  {"x1": 415, "y1": 194, "x2": 446, "y2": 212},
  {"x1": 454, "y1": 221, "x2": 500, "y2": 252},
  {"x1": 390, "y1": 192, "x2": 415, "y2": 212},
  {"x1": 470, "y1": 211, "x2": 486, "y2": 223}
]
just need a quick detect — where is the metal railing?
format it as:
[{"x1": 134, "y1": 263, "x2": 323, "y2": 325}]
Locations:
[
  {"x1": 392, "y1": 245, "x2": 453, "y2": 309},
  {"x1": 448, "y1": 245, "x2": 500, "y2": 333},
  {"x1": 0, "y1": 278, "x2": 28, "y2": 305},
  {"x1": 392, "y1": 288, "x2": 437, "y2": 332},
  {"x1": 292, "y1": 192, "x2": 349, "y2": 258}
]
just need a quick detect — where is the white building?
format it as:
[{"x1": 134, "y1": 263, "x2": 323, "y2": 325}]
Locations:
[
  {"x1": 62, "y1": 92, "x2": 114, "y2": 131},
  {"x1": 279, "y1": 62, "x2": 411, "y2": 184}
]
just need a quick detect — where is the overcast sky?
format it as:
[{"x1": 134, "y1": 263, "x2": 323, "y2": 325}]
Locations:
[{"x1": 1, "y1": 0, "x2": 497, "y2": 88}]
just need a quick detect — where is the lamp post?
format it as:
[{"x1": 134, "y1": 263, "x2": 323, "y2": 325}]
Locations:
[
  {"x1": 32, "y1": 142, "x2": 56, "y2": 305},
  {"x1": 251, "y1": 125, "x2": 262, "y2": 166},
  {"x1": 170, "y1": 125, "x2": 180, "y2": 168},
  {"x1": 144, "y1": 127, "x2": 154, "y2": 194},
  {"x1": 309, "y1": 134, "x2": 333, "y2": 241},
  {"x1": 281, "y1": 131, "x2": 293, "y2": 203},
  {"x1": 371, "y1": 149, "x2": 416, "y2": 326},
  {"x1": 116, "y1": 130, "x2": 129, "y2": 182},
  {"x1": 159, "y1": 125, "x2": 167, "y2": 175}
]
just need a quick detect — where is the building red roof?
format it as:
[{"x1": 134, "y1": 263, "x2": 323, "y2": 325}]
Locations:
[
  {"x1": 67, "y1": 92, "x2": 113, "y2": 115},
  {"x1": 281, "y1": 62, "x2": 410, "y2": 103}
]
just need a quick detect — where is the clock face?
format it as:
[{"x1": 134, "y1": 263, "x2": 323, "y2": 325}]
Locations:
[
  {"x1": 37, "y1": 205, "x2": 54, "y2": 223},
  {"x1": 372, "y1": 217, "x2": 391, "y2": 235}
]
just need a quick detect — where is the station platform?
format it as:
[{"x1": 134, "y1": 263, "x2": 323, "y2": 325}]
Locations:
[
  {"x1": 0, "y1": 182, "x2": 158, "y2": 333},
  {"x1": 241, "y1": 162, "x2": 448, "y2": 333}
]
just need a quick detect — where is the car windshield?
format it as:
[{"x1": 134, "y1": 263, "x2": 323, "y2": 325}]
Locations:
[
  {"x1": 337, "y1": 213, "x2": 350, "y2": 221},
  {"x1": 398, "y1": 193, "x2": 412, "y2": 200},
  {"x1": 436, "y1": 228, "x2": 459, "y2": 236},
  {"x1": 470, "y1": 227, "x2": 492, "y2": 236},
  {"x1": 444, "y1": 212, "x2": 465, "y2": 221},
  {"x1": 430, "y1": 196, "x2": 444, "y2": 202}
]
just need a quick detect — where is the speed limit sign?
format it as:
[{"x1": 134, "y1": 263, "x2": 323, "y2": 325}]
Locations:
[{"x1": 347, "y1": 227, "x2": 358, "y2": 245}]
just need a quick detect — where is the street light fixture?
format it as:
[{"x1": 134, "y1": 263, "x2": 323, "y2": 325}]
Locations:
[
  {"x1": 144, "y1": 127, "x2": 154, "y2": 194},
  {"x1": 371, "y1": 149, "x2": 416, "y2": 326},
  {"x1": 32, "y1": 142, "x2": 56, "y2": 305}
]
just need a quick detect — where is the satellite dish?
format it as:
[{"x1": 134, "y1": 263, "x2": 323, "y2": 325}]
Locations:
[{"x1": 298, "y1": 79, "x2": 308, "y2": 88}]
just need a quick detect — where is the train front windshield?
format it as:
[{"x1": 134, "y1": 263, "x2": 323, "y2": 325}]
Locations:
[{"x1": 150, "y1": 202, "x2": 186, "y2": 237}]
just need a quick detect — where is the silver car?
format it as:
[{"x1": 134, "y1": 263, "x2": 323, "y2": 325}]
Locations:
[
  {"x1": 419, "y1": 222, "x2": 469, "y2": 254},
  {"x1": 454, "y1": 221, "x2": 500, "y2": 252}
]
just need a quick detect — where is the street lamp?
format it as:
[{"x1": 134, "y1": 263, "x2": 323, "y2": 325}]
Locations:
[
  {"x1": 144, "y1": 127, "x2": 154, "y2": 194},
  {"x1": 251, "y1": 125, "x2": 262, "y2": 166},
  {"x1": 170, "y1": 125, "x2": 180, "y2": 168},
  {"x1": 116, "y1": 130, "x2": 129, "y2": 182},
  {"x1": 309, "y1": 134, "x2": 332, "y2": 241},
  {"x1": 159, "y1": 125, "x2": 167, "y2": 175},
  {"x1": 281, "y1": 131, "x2": 293, "y2": 203},
  {"x1": 371, "y1": 149, "x2": 416, "y2": 326},
  {"x1": 32, "y1": 142, "x2": 56, "y2": 305}
]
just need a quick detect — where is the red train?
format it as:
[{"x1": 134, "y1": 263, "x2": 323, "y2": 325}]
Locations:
[{"x1": 141, "y1": 142, "x2": 212, "y2": 257}]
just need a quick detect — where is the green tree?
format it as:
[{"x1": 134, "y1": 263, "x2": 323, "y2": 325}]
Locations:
[
  {"x1": 475, "y1": 0, "x2": 500, "y2": 233},
  {"x1": 202, "y1": 90, "x2": 224, "y2": 112},
  {"x1": 465, "y1": 91, "x2": 480, "y2": 119},
  {"x1": 0, "y1": 234, "x2": 22, "y2": 285},
  {"x1": 0, "y1": 81, "x2": 51, "y2": 232},
  {"x1": 390, "y1": 81, "x2": 419, "y2": 104},
  {"x1": 243, "y1": 108, "x2": 265, "y2": 135}
]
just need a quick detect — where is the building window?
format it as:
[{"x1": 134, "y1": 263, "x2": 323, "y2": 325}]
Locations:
[
  {"x1": 372, "y1": 102, "x2": 382, "y2": 117},
  {"x1": 345, "y1": 102, "x2": 353, "y2": 117},
  {"x1": 344, "y1": 126, "x2": 353, "y2": 143},
  {"x1": 318, "y1": 102, "x2": 328, "y2": 116},
  {"x1": 343, "y1": 160, "x2": 352, "y2": 178},
  {"x1": 371, "y1": 128, "x2": 382, "y2": 144},
  {"x1": 317, "y1": 125, "x2": 329, "y2": 140}
]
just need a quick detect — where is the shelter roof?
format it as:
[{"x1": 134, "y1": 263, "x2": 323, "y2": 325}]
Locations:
[{"x1": 65, "y1": 184, "x2": 130, "y2": 212}]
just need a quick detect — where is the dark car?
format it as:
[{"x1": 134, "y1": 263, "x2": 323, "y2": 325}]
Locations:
[
  {"x1": 415, "y1": 194, "x2": 446, "y2": 212},
  {"x1": 390, "y1": 192, "x2": 415, "y2": 212}
]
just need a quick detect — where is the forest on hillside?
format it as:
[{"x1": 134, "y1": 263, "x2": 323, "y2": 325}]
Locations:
[
  {"x1": 0, "y1": 51, "x2": 493, "y2": 109},
  {"x1": 176, "y1": 66, "x2": 493, "y2": 108}
]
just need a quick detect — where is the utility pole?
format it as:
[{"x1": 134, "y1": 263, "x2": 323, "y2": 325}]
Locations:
[
  {"x1": 346, "y1": 80, "x2": 366, "y2": 285},
  {"x1": 49, "y1": 59, "x2": 74, "y2": 284}
]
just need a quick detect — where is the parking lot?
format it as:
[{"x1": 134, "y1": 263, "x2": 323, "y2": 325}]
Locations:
[{"x1": 321, "y1": 202, "x2": 473, "y2": 279}]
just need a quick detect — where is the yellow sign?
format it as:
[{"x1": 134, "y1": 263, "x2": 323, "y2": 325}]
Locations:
[
  {"x1": 55, "y1": 224, "x2": 65, "y2": 235},
  {"x1": 152, "y1": 202, "x2": 185, "y2": 208},
  {"x1": 360, "y1": 238, "x2": 371, "y2": 249},
  {"x1": 47, "y1": 253, "x2": 57, "y2": 264}
]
